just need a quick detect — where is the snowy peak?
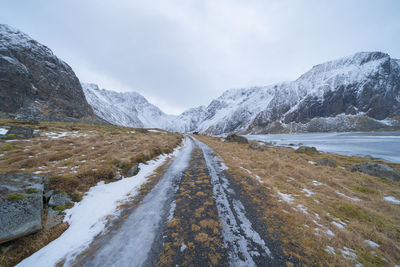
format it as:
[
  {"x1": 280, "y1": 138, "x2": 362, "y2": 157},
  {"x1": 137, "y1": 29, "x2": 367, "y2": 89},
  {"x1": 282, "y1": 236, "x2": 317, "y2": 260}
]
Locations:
[{"x1": 82, "y1": 83, "x2": 193, "y2": 132}]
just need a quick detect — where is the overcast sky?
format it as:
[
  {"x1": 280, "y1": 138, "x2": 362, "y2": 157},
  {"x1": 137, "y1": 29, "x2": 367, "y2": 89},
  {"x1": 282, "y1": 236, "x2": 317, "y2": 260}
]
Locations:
[{"x1": 1, "y1": 0, "x2": 399, "y2": 114}]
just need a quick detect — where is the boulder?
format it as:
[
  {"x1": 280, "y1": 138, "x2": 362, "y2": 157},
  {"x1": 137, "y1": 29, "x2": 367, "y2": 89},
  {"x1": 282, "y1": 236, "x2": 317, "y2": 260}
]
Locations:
[
  {"x1": 225, "y1": 134, "x2": 248, "y2": 144},
  {"x1": 316, "y1": 158, "x2": 337, "y2": 168},
  {"x1": 126, "y1": 165, "x2": 140, "y2": 177},
  {"x1": 295, "y1": 146, "x2": 318, "y2": 153},
  {"x1": 45, "y1": 208, "x2": 64, "y2": 229},
  {"x1": 44, "y1": 190, "x2": 54, "y2": 203},
  {"x1": 5, "y1": 126, "x2": 34, "y2": 138},
  {"x1": 114, "y1": 171, "x2": 122, "y2": 180},
  {"x1": 0, "y1": 173, "x2": 44, "y2": 244},
  {"x1": 248, "y1": 140, "x2": 267, "y2": 151},
  {"x1": 351, "y1": 162, "x2": 400, "y2": 181},
  {"x1": 48, "y1": 193, "x2": 73, "y2": 208}
]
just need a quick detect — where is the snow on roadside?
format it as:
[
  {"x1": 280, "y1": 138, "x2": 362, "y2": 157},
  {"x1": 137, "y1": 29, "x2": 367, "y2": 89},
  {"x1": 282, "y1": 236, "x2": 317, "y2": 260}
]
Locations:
[
  {"x1": 383, "y1": 196, "x2": 400, "y2": 204},
  {"x1": 17, "y1": 144, "x2": 183, "y2": 267}
]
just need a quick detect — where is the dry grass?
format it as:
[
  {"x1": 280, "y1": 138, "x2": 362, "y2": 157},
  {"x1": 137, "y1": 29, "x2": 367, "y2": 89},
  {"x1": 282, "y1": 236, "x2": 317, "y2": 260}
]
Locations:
[
  {"x1": 196, "y1": 135, "x2": 400, "y2": 266},
  {"x1": 0, "y1": 119, "x2": 182, "y2": 194}
]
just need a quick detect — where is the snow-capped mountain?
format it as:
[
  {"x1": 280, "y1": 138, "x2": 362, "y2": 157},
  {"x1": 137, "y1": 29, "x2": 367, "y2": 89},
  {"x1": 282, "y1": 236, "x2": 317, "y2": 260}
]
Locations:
[
  {"x1": 82, "y1": 83, "x2": 204, "y2": 132},
  {"x1": 195, "y1": 51, "x2": 400, "y2": 134},
  {"x1": 83, "y1": 51, "x2": 400, "y2": 134}
]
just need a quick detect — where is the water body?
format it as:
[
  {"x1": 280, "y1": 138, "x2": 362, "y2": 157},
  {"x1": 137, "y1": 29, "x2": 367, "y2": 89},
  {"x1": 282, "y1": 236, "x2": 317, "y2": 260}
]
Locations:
[{"x1": 245, "y1": 131, "x2": 400, "y2": 163}]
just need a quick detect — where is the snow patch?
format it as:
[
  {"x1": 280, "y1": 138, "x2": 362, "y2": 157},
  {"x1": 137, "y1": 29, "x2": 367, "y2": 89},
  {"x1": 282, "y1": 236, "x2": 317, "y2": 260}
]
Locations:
[
  {"x1": 383, "y1": 196, "x2": 400, "y2": 204},
  {"x1": 312, "y1": 180, "x2": 324, "y2": 186},
  {"x1": 180, "y1": 243, "x2": 187, "y2": 252},
  {"x1": 364, "y1": 240, "x2": 380, "y2": 248},
  {"x1": 240, "y1": 167, "x2": 264, "y2": 183},
  {"x1": 0, "y1": 127, "x2": 8, "y2": 135},
  {"x1": 296, "y1": 204, "x2": 308, "y2": 214},
  {"x1": 325, "y1": 246, "x2": 335, "y2": 255},
  {"x1": 340, "y1": 246, "x2": 357, "y2": 261},
  {"x1": 277, "y1": 190, "x2": 294, "y2": 204},
  {"x1": 331, "y1": 221, "x2": 345, "y2": 230},
  {"x1": 302, "y1": 188, "x2": 315, "y2": 197},
  {"x1": 335, "y1": 191, "x2": 361, "y2": 202}
]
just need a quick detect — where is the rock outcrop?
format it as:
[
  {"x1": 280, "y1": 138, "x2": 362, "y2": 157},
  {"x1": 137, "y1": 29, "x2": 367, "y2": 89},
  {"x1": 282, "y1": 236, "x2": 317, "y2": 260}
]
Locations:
[
  {"x1": 0, "y1": 24, "x2": 103, "y2": 123},
  {"x1": 0, "y1": 173, "x2": 44, "y2": 244},
  {"x1": 48, "y1": 193, "x2": 73, "y2": 208},
  {"x1": 295, "y1": 146, "x2": 318, "y2": 154},
  {"x1": 351, "y1": 162, "x2": 400, "y2": 181},
  {"x1": 316, "y1": 158, "x2": 337, "y2": 168},
  {"x1": 225, "y1": 134, "x2": 248, "y2": 144}
]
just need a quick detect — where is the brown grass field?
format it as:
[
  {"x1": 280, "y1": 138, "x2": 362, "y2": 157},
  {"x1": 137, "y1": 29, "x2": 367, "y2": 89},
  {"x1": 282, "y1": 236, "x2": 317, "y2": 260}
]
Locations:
[
  {"x1": 0, "y1": 119, "x2": 183, "y2": 266},
  {"x1": 195, "y1": 135, "x2": 400, "y2": 266}
]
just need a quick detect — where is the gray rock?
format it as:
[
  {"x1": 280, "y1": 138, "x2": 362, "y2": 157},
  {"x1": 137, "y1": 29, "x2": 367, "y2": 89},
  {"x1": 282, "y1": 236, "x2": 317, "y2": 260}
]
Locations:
[
  {"x1": 225, "y1": 134, "x2": 248, "y2": 144},
  {"x1": 0, "y1": 173, "x2": 44, "y2": 244},
  {"x1": 316, "y1": 158, "x2": 337, "y2": 168},
  {"x1": 45, "y1": 208, "x2": 64, "y2": 229},
  {"x1": 6, "y1": 126, "x2": 33, "y2": 138},
  {"x1": 248, "y1": 141, "x2": 267, "y2": 151},
  {"x1": 48, "y1": 193, "x2": 73, "y2": 208},
  {"x1": 114, "y1": 172, "x2": 122, "y2": 180},
  {"x1": 295, "y1": 146, "x2": 318, "y2": 153},
  {"x1": 44, "y1": 190, "x2": 54, "y2": 203},
  {"x1": 126, "y1": 165, "x2": 140, "y2": 177},
  {"x1": 351, "y1": 162, "x2": 400, "y2": 181}
]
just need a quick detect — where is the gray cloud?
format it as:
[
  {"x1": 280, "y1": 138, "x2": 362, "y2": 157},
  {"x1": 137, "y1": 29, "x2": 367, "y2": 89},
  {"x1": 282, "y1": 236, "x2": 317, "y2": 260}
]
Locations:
[{"x1": 1, "y1": 0, "x2": 399, "y2": 114}]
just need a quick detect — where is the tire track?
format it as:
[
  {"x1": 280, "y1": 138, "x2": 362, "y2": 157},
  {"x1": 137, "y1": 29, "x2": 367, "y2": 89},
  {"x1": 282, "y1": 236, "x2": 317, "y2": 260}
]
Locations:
[{"x1": 194, "y1": 138, "x2": 285, "y2": 266}]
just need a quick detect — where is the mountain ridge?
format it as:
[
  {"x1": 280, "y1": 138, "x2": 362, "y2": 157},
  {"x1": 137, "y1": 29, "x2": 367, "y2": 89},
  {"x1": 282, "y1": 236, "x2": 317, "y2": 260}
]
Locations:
[{"x1": 83, "y1": 51, "x2": 400, "y2": 134}]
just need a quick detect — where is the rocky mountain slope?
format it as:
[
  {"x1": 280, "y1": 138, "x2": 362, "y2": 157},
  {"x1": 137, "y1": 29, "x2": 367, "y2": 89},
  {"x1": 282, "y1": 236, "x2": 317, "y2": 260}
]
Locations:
[
  {"x1": 82, "y1": 83, "x2": 205, "y2": 132},
  {"x1": 85, "y1": 51, "x2": 400, "y2": 135},
  {"x1": 195, "y1": 52, "x2": 400, "y2": 134},
  {"x1": 0, "y1": 24, "x2": 102, "y2": 123}
]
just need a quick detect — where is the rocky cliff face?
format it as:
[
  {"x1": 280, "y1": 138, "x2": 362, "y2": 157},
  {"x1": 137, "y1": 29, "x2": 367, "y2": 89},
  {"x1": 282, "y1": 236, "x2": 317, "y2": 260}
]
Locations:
[{"x1": 0, "y1": 24, "x2": 101, "y2": 123}]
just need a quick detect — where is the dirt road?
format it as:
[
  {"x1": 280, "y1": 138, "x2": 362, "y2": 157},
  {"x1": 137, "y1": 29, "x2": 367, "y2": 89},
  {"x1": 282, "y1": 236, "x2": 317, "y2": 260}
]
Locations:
[{"x1": 57, "y1": 137, "x2": 288, "y2": 266}]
